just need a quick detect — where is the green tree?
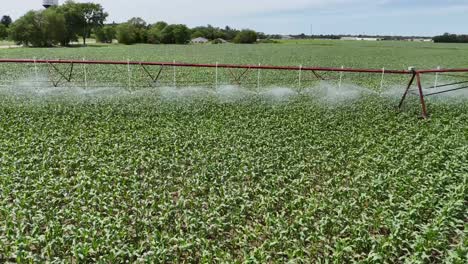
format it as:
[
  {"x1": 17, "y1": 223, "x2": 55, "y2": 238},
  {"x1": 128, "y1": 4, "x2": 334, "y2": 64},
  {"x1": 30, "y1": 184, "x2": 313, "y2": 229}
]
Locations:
[
  {"x1": 116, "y1": 23, "x2": 137, "y2": 45},
  {"x1": 58, "y1": 1, "x2": 108, "y2": 46},
  {"x1": 222, "y1": 26, "x2": 239, "y2": 41},
  {"x1": 95, "y1": 25, "x2": 116, "y2": 43},
  {"x1": 147, "y1": 27, "x2": 162, "y2": 44},
  {"x1": 153, "y1": 21, "x2": 168, "y2": 31},
  {"x1": 0, "y1": 24, "x2": 7, "y2": 40},
  {"x1": 8, "y1": 12, "x2": 34, "y2": 46},
  {"x1": 160, "y1": 25, "x2": 175, "y2": 44},
  {"x1": 433, "y1": 33, "x2": 467, "y2": 43},
  {"x1": 42, "y1": 8, "x2": 67, "y2": 45},
  {"x1": 147, "y1": 21, "x2": 167, "y2": 44},
  {"x1": 191, "y1": 30, "x2": 204, "y2": 39},
  {"x1": 128, "y1": 17, "x2": 147, "y2": 28},
  {"x1": 160, "y1": 24, "x2": 190, "y2": 44},
  {"x1": 78, "y1": 3, "x2": 108, "y2": 45},
  {"x1": 127, "y1": 17, "x2": 148, "y2": 43},
  {"x1": 9, "y1": 9, "x2": 66, "y2": 47},
  {"x1": 1, "y1": 15, "x2": 12, "y2": 27},
  {"x1": 233, "y1": 29, "x2": 257, "y2": 44},
  {"x1": 173, "y1": 24, "x2": 191, "y2": 44},
  {"x1": 257, "y1": 32, "x2": 267, "y2": 40},
  {"x1": 57, "y1": 1, "x2": 81, "y2": 45},
  {"x1": 191, "y1": 25, "x2": 227, "y2": 40}
]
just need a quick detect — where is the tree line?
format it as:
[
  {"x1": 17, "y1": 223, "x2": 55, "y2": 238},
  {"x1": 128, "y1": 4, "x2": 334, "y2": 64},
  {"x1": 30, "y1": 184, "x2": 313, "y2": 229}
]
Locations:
[
  {"x1": 0, "y1": 1, "x2": 260, "y2": 47},
  {"x1": 2, "y1": 1, "x2": 107, "y2": 46},
  {"x1": 433, "y1": 33, "x2": 468, "y2": 43},
  {"x1": 114, "y1": 20, "x2": 259, "y2": 45}
]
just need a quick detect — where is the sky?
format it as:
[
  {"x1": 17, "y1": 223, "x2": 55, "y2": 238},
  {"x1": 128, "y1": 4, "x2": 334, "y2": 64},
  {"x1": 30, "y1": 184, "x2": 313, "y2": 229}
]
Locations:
[{"x1": 1, "y1": 0, "x2": 468, "y2": 36}]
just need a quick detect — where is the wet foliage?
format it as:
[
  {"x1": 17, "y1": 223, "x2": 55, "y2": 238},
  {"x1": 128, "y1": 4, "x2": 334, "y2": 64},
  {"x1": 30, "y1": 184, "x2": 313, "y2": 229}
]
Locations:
[{"x1": 0, "y1": 41, "x2": 467, "y2": 262}]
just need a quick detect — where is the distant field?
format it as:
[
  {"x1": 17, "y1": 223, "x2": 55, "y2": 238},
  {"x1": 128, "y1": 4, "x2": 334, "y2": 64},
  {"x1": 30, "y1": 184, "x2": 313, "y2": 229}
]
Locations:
[
  {"x1": 0, "y1": 41, "x2": 466, "y2": 262},
  {"x1": 2, "y1": 40, "x2": 468, "y2": 90},
  {"x1": 3, "y1": 40, "x2": 468, "y2": 68}
]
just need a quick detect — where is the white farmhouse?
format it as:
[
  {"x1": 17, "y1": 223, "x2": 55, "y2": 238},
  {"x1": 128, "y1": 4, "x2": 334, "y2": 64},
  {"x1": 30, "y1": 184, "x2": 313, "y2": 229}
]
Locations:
[
  {"x1": 341, "y1": 37, "x2": 382, "y2": 41},
  {"x1": 191, "y1": 37, "x2": 209, "y2": 44},
  {"x1": 410, "y1": 38, "x2": 434, "y2": 42}
]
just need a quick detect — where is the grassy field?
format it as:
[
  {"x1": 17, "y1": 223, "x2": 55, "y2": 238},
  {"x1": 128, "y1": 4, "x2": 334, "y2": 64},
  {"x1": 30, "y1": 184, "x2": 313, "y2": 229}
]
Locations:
[
  {"x1": 0, "y1": 41, "x2": 467, "y2": 262},
  {"x1": 3, "y1": 40, "x2": 468, "y2": 66}
]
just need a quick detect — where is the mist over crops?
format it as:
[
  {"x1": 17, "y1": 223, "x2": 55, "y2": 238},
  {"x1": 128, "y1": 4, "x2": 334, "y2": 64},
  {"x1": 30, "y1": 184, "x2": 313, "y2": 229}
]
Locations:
[
  {"x1": 0, "y1": 41, "x2": 467, "y2": 263},
  {"x1": 0, "y1": 74, "x2": 383, "y2": 104}
]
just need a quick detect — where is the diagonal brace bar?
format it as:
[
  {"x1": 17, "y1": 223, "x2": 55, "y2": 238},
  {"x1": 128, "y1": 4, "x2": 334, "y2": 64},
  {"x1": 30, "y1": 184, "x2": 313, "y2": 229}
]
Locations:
[
  {"x1": 227, "y1": 67, "x2": 251, "y2": 85},
  {"x1": 416, "y1": 73, "x2": 428, "y2": 118},
  {"x1": 398, "y1": 72, "x2": 417, "y2": 109},
  {"x1": 425, "y1": 85, "x2": 468, "y2": 96},
  {"x1": 312, "y1": 70, "x2": 326, "y2": 80},
  {"x1": 48, "y1": 62, "x2": 74, "y2": 87}
]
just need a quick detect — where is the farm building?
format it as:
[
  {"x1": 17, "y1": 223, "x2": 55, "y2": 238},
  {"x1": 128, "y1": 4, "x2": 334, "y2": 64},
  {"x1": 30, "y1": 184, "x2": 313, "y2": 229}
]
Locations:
[
  {"x1": 191, "y1": 37, "x2": 209, "y2": 44},
  {"x1": 409, "y1": 38, "x2": 434, "y2": 42},
  {"x1": 341, "y1": 37, "x2": 383, "y2": 41},
  {"x1": 212, "y1": 38, "x2": 228, "y2": 44}
]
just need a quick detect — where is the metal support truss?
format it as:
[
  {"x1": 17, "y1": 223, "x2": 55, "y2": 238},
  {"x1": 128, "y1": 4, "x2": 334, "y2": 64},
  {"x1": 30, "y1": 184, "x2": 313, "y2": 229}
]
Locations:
[
  {"x1": 227, "y1": 67, "x2": 251, "y2": 86},
  {"x1": 47, "y1": 62, "x2": 74, "y2": 87},
  {"x1": 2, "y1": 58, "x2": 468, "y2": 118},
  {"x1": 140, "y1": 64, "x2": 165, "y2": 86}
]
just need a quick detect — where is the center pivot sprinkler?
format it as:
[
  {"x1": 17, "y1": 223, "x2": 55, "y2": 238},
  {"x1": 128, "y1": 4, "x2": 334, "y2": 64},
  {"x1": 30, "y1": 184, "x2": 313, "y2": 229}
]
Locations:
[{"x1": 1, "y1": 58, "x2": 468, "y2": 118}]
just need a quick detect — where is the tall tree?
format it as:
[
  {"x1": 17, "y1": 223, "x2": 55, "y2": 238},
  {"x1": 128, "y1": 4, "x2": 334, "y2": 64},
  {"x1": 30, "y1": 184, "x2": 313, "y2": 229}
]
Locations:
[
  {"x1": 42, "y1": 8, "x2": 67, "y2": 45},
  {"x1": 153, "y1": 21, "x2": 168, "y2": 31},
  {"x1": 147, "y1": 21, "x2": 168, "y2": 44},
  {"x1": 58, "y1": 1, "x2": 108, "y2": 46},
  {"x1": 233, "y1": 30, "x2": 257, "y2": 44},
  {"x1": 172, "y1": 24, "x2": 191, "y2": 44},
  {"x1": 95, "y1": 25, "x2": 116, "y2": 43},
  {"x1": 116, "y1": 23, "x2": 137, "y2": 45},
  {"x1": 127, "y1": 17, "x2": 148, "y2": 43},
  {"x1": 1, "y1": 15, "x2": 12, "y2": 27},
  {"x1": 78, "y1": 3, "x2": 108, "y2": 45},
  {"x1": 9, "y1": 9, "x2": 66, "y2": 47},
  {"x1": 0, "y1": 24, "x2": 7, "y2": 40},
  {"x1": 160, "y1": 24, "x2": 191, "y2": 44}
]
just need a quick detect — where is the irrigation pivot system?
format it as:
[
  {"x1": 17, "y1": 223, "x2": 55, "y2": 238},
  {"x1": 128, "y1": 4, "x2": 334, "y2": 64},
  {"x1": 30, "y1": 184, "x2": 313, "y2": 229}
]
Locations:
[{"x1": 1, "y1": 58, "x2": 468, "y2": 118}]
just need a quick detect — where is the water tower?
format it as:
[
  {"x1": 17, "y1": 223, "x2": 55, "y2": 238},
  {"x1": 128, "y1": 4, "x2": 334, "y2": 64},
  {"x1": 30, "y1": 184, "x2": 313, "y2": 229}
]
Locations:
[{"x1": 43, "y1": 0, "x2": 59, "y2": 9}]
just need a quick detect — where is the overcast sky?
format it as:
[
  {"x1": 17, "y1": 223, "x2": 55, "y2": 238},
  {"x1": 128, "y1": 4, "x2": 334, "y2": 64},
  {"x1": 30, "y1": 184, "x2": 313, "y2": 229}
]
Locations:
[{"x1": 1, "y1": 0, "x2": 468, "y2": 36}]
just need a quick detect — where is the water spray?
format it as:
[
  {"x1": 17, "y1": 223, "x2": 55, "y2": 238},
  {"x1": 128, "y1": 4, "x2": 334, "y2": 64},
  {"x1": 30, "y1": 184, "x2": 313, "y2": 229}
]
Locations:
[{"x1": 2, "y1": 58, "x2": 468, "y2": 118}]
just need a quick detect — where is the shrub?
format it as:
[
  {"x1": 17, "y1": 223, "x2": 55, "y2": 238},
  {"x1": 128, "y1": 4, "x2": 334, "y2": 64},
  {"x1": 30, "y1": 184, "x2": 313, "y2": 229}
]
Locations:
[
  {"x1": 147, "y1": 26, "x2": 162, "y2": 44},
  {"x1": 95, "y1": 26, "x2": 116, "y2": 43},
  {"x1": 0, "y1": 24, "x2": 7, "y2": 40},
  {"x1": 116, "y1": 23, "x2": 137, "y2": 45},
  {"x1": 233, "y1": 30, "x2": 257, "y2": 44},
  {"x1": 9, "y1": 9, "x2": 66, "y2": 47},
  {"x1": 257, "y1": 39, "x2": 279, "y2": 44},
  {"x1": 160, "y1": 24, "x2": 191, "y2": 44}
]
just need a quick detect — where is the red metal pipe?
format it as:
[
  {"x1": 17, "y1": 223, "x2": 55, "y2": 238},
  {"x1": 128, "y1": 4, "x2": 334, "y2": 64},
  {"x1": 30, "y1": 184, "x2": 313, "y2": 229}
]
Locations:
[
  {"x1": 3, "y1": 59, "x2": 468, "y2": 75},
  {"x1": 4, "y1": 58, "x2": 468, "y2": 118},
  {"x1": 418, "y1": 68, "x2": 468, "y2": 74},
  {"x1": 0, "y1": 59, "x2": 412, "y2": 74}
]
